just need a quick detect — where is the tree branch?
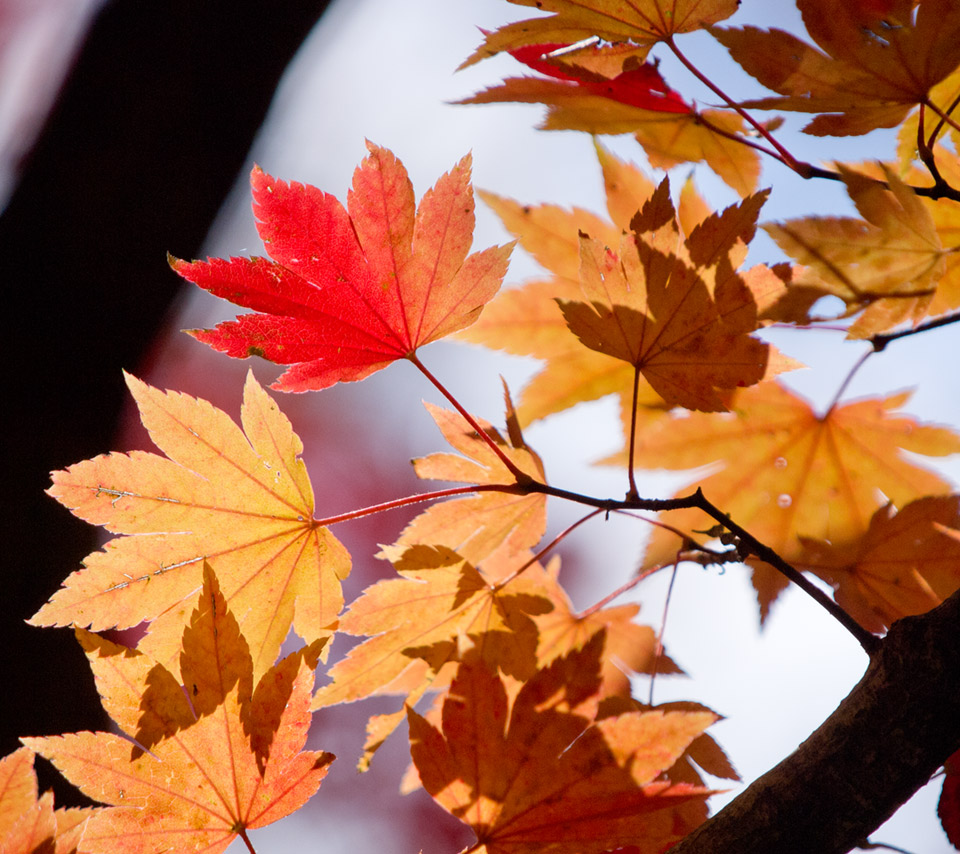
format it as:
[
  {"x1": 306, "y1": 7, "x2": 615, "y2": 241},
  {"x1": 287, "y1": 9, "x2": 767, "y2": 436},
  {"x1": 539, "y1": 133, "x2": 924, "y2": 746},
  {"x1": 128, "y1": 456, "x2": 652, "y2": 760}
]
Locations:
[{"x1": 668, "y1": 588, "x2": 960, "y2": 854}]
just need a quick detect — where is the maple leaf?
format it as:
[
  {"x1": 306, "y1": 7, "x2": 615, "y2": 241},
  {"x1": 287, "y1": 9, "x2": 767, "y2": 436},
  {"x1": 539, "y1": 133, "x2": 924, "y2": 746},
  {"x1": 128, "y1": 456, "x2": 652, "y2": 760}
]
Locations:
[
  {"x1": 533, "y1": 557, "x2": 682, "y2": 697},
  {"x1": 312, "y1": 545, "x2": 552, "y2": 710},
  {"x1": 796, "y1": 496, "x2": 960, "y2": 632},
  {"x1": 461, "y1": 0, "x2": 741, "y2": 69},
  {"x1": 897, "y1": 68, "x2": 960, "y2": 166},
  {"x1": 711, "y1": 0, "x2": 960, "y2": 136},
  {"x1": 394, "y1": 395, "x2": 547, "y2": 567},
  {"x1": 461, "y1": 144, "x2": 786, "y2": 421},
  {"x1": 459, "y1": 41, "x2": 759, "y2": 196},
  {"x1": 596, "y1": 697, "x2": 740, "y2": 787},
  {"x1": 408, "y1": 633, "x2": 715, "y2": 854},
  {"x1": 559, "y1": 178, "x2": 782, "y2": 411},
  {"x1": 0, "y1": 747, "x2": 94, "y2": 854},
  {"x1": 173, "y1": 143, "x2": 512, "y2": 392},
  {"x1": 764, "y1": 165, "x2": 950, "y2": 337},
  {"x1": 610, "y1": 382, "x2": 960, "y2": 620},
  {"x1": 24, "y1": 566, "x2": 334, "y2": 854},
  {"x1": 32, "y1": 371, "x2": 350, "y2": 681}
]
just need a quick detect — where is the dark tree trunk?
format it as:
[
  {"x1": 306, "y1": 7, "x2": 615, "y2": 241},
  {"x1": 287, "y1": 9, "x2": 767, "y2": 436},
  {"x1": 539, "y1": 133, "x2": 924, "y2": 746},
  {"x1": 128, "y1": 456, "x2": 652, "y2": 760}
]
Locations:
[
  {"x1": 669, "y1": 589, "x2": 960, "y2": 853},
  {"x1": 0, "y1": 0, "x2": 331, "y2": 804}
]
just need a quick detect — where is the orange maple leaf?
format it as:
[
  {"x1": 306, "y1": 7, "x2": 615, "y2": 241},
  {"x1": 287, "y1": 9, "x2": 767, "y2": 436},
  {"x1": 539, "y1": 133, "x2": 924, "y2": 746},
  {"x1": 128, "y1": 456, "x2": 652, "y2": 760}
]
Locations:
[
  {"x1": 614, "y1": 382, "x2": 960, "y2": 619},
  {"x1": 394, "y1": 395, "x2": 547, "y2": 566},
  {"x1": 461, "y1": 144, "x2": 784, "y2": 421},
  {"x1": 0, "y1": 747, "x2": 94, "y2": 854},
  {"x1": 796, "y1": 496, "x2": 960, "y2": 632},
  {"x1": 764, "y1": 165, "x2": 950, "y2": 337},
  {"x1": 533, "y1": 557, "x2": 682, "y2": 698},
  {"x1": 712, "y1": 0, "x2": 960, "y2": 136},
  {"x1": 408, "y1": 633, "x2": 715, "y2": 854},
  {"x1": 559, "y1": 178, "x2": 783, "y2": 411},
  {"x1": 173, "y1": 143, "x2": 512, "y2": 392},
  {"x1": 461, "y1": 0, "x2": 741, "y2": 69},
  {"x1": 32, "y1": 371, "x2": 350, "y2": 681},
  {"x1": 24, "y1": 566, "x2": 334, "y2": 854},
  {"x1": 312, "y1": 545, "x2": 552, "y2": 710}
]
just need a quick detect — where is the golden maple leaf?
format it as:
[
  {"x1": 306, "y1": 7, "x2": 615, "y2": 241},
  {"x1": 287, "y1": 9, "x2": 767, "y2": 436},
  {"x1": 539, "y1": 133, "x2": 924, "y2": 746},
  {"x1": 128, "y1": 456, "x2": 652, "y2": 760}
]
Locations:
[
  {"x1": 32, "y1": 371, "x2": 350, "y2": 681},
  {"x1": 612, "y1": 382, "x2": 960, "y2": 620},
  {"x1": 712, "y1": 0, "x2": 960, "y2": 136},
  {"x1": 24, "y1": 566, "x2": 334, "y2": 854}
]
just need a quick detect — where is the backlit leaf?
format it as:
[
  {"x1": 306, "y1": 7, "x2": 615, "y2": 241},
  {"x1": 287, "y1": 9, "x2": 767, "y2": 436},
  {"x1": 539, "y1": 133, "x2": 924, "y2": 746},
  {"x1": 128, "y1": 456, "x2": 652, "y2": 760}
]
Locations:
[
  {"x1": 712, "y1": 0, "x2": 960, "y2": 136},
  {"x1": 32, "y1": 371, "x2": 350, "y2": 681},
  {"x1": 614, "y1": 382, "x2": 960, "y2": 619},
  {"x1": 24, "y1": 567, "x2": 333, "y2": 854},
  {"x1": 312, "y1": 545, "x2": 552, "y2": 710},
  {"x1": 764, "y1": 165, "x2": 949, "y2": 336},
  {"x1": 459, "y1": 42, "x2": 758, "y2": 195},
  {"x1": 559, "y1": 179, "x2": 783, "y2": 411},
  {"x1": 461, "y1": 145, "x2": 779, "y2": 422},
  {"x1": 396, "y1": 398, "x2": 547, "y2": 566},
  {"x1": 462, "y1": 0, "x2": 740, "y2": 68},
  {"x1": 0, "y1": 747, "x2": 94, "y2": 854},
  {"x1": 408, "y1": 634, "x2": 715, "y2": 854},
  {"x1": 174, "y1": 143, "x2": 512, "y2": 392},
  {"x1": 797, "y1": 496, "x2": 960, "y2": 632}
]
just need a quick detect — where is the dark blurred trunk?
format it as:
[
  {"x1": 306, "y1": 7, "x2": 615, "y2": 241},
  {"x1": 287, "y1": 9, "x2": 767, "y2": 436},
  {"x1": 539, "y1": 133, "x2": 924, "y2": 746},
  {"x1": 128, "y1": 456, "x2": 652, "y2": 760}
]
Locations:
[{"x1": 0, "y1": 0, "x2": 333, "y2": 804}]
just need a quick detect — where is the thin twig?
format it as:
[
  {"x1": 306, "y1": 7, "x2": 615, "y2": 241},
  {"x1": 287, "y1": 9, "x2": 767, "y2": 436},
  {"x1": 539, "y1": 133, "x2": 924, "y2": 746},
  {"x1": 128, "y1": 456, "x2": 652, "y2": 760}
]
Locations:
[
  {"x1": 626, "y1": 365, "x2": 642, "y2": 500},
  {"x1": 870, "y1": 309, "x2": 960, "y2": 351},
  {"x1": 515, "y1": 480, "x2": 881, "y2": 654},
  {"x1": 314, "y1": 484, "x2": 505, "y2": 527},
  {"x1": 822, "y1": 348, "x2": 873, "y2": 418},
  {"x1": 408, "y1": 352, "x2": 532, "y2": 483},
  {"x1": 649, "y1": 557, "x2": 681, "y2": 705}
]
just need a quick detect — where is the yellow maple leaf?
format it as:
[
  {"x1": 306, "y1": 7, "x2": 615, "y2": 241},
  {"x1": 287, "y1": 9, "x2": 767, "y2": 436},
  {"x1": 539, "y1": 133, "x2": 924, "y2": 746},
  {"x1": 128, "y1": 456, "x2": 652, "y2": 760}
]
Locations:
[
  {"x1": 612, "y1": 382, "x2": 960, "y2": 620},
  {"x1": 32, "y1": 371, "x2": 350, "y2": 680},
  {"x1": 764, "y1": 165, "x2": 950, "y2": 337},
  {"x1": 0, "y1": 747, "x2": 94, "y2": 854},
  {"x1": 24, "y1": 566, "x2": 333, "y2": 854}
]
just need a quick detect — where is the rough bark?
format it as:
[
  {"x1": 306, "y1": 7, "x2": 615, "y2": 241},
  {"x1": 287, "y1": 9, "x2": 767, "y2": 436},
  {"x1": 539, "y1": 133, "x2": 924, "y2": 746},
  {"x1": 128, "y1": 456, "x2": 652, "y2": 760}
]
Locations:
[{"x1": 669, "y1": 589, "x2": 960, "y2": 853}]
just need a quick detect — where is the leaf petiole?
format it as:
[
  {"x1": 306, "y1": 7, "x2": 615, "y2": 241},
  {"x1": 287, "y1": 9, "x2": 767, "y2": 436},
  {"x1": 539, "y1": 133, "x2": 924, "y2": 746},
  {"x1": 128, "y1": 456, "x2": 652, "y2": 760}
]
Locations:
[{"x1": 408, "y1": 351, "x2": 532, "y2": 483}]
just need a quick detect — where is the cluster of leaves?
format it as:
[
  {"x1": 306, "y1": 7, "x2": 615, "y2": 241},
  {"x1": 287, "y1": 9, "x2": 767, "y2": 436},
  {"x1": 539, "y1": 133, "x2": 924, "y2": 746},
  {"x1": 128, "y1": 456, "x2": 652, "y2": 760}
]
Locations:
[{"x1": 8, "y1": 1, "x2": 960, "y2": 851}]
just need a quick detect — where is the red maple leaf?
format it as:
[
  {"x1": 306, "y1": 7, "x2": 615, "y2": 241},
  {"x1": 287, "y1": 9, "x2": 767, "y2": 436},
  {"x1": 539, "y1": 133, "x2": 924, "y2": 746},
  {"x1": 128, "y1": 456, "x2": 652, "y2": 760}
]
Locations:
[
  {"x1": 173, "y1": 142, "x2": 512, "y2": 391},
  {"x1": 509, "y1": 43, "x2": 693, "y2": 114}
]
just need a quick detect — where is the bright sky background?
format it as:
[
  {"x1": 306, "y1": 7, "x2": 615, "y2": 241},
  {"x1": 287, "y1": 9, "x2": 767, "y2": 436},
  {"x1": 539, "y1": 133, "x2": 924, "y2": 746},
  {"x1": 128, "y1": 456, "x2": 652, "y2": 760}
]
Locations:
[{"x1": 5, "y1": 1, "x2": 959, "y2": 850}]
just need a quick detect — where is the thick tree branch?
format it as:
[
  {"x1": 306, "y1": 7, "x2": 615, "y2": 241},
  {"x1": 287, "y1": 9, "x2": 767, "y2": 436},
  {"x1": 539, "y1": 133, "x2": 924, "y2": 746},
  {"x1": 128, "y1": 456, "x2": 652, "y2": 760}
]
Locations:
[{"x1": 669, "y1": 588, "x2": 960, "y2": 854}]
